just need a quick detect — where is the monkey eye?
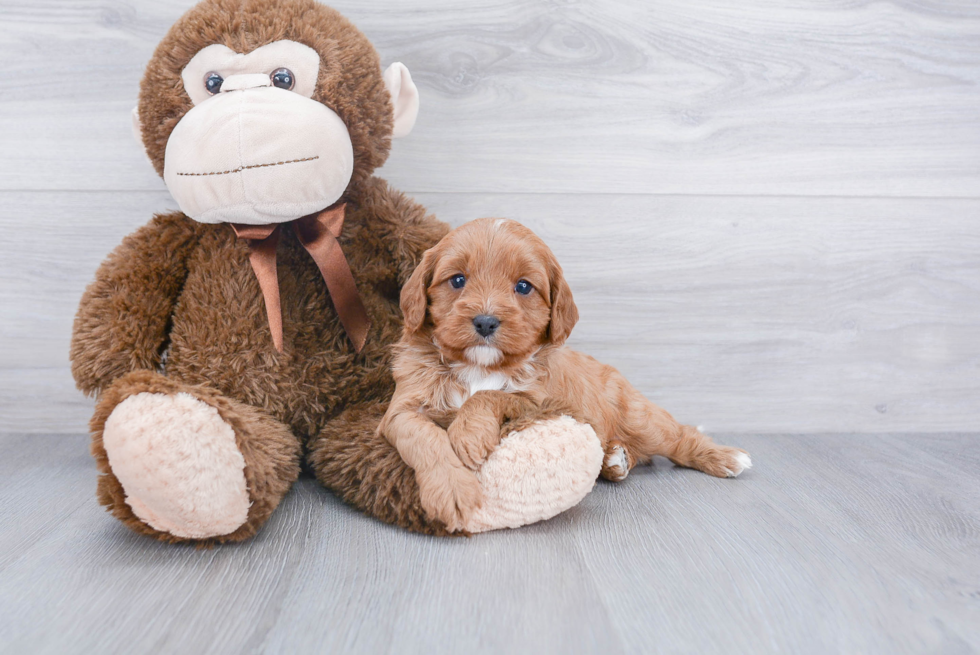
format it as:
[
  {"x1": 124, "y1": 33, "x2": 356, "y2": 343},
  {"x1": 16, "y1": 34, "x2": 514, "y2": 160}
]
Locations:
[
  {"x1": 270, "y1": 68, "x2": 295, "y2": 90},
  {"x1": 515, "y1": 279, "x2": 533, "y2": 295},
  {"x1": 450, "y1": 274, "x2": 466, "y2": 289},
  {"x1": 204, "y1": 72, "x2": 224, "y2": 95}
]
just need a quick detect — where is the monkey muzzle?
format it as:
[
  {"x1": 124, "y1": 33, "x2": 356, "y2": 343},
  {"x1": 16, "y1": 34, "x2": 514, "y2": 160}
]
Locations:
[{"x1": 163, "y1": 75, "x2": 354, "y2": 225}]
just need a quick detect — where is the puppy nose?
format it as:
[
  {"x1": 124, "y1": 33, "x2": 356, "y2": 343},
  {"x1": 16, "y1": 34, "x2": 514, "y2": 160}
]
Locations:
[{"x1": 472, "y1": 314, "x2": 500, "y2": 338}]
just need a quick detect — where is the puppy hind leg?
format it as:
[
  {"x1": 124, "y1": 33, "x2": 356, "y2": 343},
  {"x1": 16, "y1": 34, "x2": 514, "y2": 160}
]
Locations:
[
  {"x1": 661, "y1": 424, "x2": 752, "y2": 478},
  {"x1": 612, "y1": 390, "x2": 751, "y2": 479},
  {"x1": 600, "y1": 441, "x2": 634, "y2": 482}
]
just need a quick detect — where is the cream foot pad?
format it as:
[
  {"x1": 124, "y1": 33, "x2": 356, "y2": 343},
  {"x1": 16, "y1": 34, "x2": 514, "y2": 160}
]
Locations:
[
  {"x1": 102, "y1": 392, "x2": 250, "y2": 539},
  {"x1": 464, "y1": 416, "x2": 603, "y2": 533}
]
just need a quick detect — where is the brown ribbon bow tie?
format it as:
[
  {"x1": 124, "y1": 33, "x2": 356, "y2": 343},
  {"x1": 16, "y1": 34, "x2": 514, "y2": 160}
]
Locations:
[{"x1": 231, "y1": 203, "x2": 370, "y2": 353}]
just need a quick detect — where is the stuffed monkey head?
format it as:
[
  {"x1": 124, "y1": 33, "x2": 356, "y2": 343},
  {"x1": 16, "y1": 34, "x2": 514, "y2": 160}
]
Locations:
[{"x1": 134, "y1": 0, "x2": 419, "y2": 225}]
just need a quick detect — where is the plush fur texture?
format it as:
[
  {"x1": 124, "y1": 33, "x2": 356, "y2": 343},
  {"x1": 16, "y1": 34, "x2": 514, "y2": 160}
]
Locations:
[
  {"x1": 380, "y1": 219, "x2": 751, "y2": 530},
  {"x1": 72, "y1": 0, "x2": 454, "y2": 543},
  {"x1": 73, "y1": 0, "x2": 600, "y2": 543},
  {"x1": 89, "y1": 370, "x2": 303, "y2": 545},
  {"x1": 137, "y1": 0, "x2": 393, "y2": 187},
  {"x1": 103, "y1": 392, "x2": 251, "y2": 538},
  {"x1": 72, "y1": 177, "x2": 446, "y2": 435},
  {"x1": 308, "y1": 400, "x2": 602, "y2": 535},
  {"x1": 465, "y1": 415, "x2": 603, "y2": 533},
  {"x1": 75, "y1": 176, "x2": 455, "y2": 542},
  {"x1": 307, "y1": 401, "x2": 453, "y2": 536}
]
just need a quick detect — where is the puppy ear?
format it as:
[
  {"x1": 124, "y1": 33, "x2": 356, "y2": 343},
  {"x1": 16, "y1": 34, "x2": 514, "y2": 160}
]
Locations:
[
  {"x1": 547, "y1": 256, "x2": 579, "y2": 346},
  {"x1": 400, "y1": 246, "x2": 438, "y2": 335}
]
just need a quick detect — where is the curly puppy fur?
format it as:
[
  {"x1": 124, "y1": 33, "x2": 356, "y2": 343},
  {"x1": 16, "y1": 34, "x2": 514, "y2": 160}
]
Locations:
[
  {"x1": 380, "y1": 219, "x2": 752, "y2": 530},
  {"x1": 70, "y1": 0, "x2": 452, "y2": 542}
]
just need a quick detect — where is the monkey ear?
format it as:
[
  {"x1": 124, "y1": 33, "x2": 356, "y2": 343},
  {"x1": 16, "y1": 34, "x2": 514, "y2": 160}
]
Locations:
[
  {"x1": 383, "y1": 62, "x2": 420, "y2": 138},
  {"x1": 547, "y1": 257, "x2": 579, "y2": 346},
  {"x1": 400, "y1": 246, "x2": 438, "y2": 335}
]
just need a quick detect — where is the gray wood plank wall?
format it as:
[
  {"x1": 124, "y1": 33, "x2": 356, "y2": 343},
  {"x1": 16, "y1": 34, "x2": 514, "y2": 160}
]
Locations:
[{"x1": 1, "y1": 0, "x2": 978, "y2": 433}]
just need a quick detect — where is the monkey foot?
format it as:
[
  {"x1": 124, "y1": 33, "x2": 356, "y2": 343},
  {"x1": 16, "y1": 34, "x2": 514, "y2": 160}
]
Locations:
[
  {"x1": 102, "y1": 391, "x2": 251, "y2": 539},
  {"x1": 464, "y1": 415, "x2": 604, "y2": 533}
]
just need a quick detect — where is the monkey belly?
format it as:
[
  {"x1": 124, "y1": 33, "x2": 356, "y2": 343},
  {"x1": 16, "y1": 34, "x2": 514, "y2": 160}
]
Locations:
[{"x1": 163, "y1": 224, "x2": 401, "y2": 438}]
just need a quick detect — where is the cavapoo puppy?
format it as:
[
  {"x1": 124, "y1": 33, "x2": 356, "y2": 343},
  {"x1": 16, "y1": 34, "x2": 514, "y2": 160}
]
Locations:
[{"x1": 380, "y1": 218, "x2": 751, "y2": 531}]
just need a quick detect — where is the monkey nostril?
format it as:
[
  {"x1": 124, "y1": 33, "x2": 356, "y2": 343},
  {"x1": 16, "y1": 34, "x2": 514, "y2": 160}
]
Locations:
[{"x1": 472, "y1": 314, "x2": 500, "y2": 338}]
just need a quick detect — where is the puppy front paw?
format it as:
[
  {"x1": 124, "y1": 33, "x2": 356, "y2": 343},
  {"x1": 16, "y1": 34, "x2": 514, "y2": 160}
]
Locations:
[
  {"x1": 447, "y1": 415, "x2": 502, "y2": 471},
  {"x1": 418, "y1": 466, "x2": 484, "y2": 532}
]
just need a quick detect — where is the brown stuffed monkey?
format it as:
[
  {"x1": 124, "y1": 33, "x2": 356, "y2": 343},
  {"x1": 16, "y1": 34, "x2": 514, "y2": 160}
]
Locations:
[{"x1": 70, "y1": 0, "x2": 602, "y2": 544}]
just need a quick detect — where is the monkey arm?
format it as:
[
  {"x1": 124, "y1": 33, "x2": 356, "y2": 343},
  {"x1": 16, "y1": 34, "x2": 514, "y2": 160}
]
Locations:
[
  {"x1": 355, "y1": 177, "x2": 450, "y2": 286},
  {"x1": 70, "y1": 212, "x2": 204, "y2": 396}
]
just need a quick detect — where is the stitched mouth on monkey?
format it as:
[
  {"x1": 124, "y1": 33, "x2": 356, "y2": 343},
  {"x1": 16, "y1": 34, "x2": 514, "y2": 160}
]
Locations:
[
  {"x1": 158, "y1": 40, "x2": 356, "y2": 227},
  {"x1": 175, "y1": 155, "x2": 321, "y2": 178},
  {"x1": 138, "y1": 25, "x2": 421, "y2": 229},
  {"x1": 163, "y1": 83, "x2": 355, "y2": 226}
]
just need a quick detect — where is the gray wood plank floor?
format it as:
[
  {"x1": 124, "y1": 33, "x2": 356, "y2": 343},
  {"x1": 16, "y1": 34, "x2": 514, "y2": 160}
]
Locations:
[{"x1": 1, "y1": 433, "x2": 978, "y2": 654}]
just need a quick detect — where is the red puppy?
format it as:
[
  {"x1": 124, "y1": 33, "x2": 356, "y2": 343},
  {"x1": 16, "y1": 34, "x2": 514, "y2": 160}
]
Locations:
[{"x1": 380, "y1": 218, "x2": 751, "y2": 531}]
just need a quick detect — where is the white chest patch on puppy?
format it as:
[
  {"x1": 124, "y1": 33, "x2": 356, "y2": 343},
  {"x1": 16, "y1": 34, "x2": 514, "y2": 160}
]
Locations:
[
  {"x1": 460, "y1": 366, "x2": 509, "y2": 395},
  {"x1": 450, "y1": 364, "x2": 517, "y2": 408}
]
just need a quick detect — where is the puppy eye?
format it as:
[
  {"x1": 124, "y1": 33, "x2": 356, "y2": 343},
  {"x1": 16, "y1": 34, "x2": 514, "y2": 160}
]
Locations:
[
  {"x1": 270, "y1": 68, "x2": 295, "y2": 90},
  {"x1": 204, "y1": 72, "x2": 224, "y2": 95},
  {"x1": 450, "y1": 274, "x2": 466, "y2": 289},
  {"x1": 515, "y1": 279, "x2": 533, "y2": 295}
]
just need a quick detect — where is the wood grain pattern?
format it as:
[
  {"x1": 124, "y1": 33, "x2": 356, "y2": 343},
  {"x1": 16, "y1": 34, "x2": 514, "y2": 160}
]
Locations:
[
  {"x1": 1, "y1": 433, "x2": 977, "y2": 653},
  {"x1": 0, "y1": 0, "x2": 977, "y2": 195},
  {"x1": 2, "y1": 190, "x2": 977, "y2": 433},
  {"x1": 2, "y1": 2, "x2": 978, "y2": 652}
]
